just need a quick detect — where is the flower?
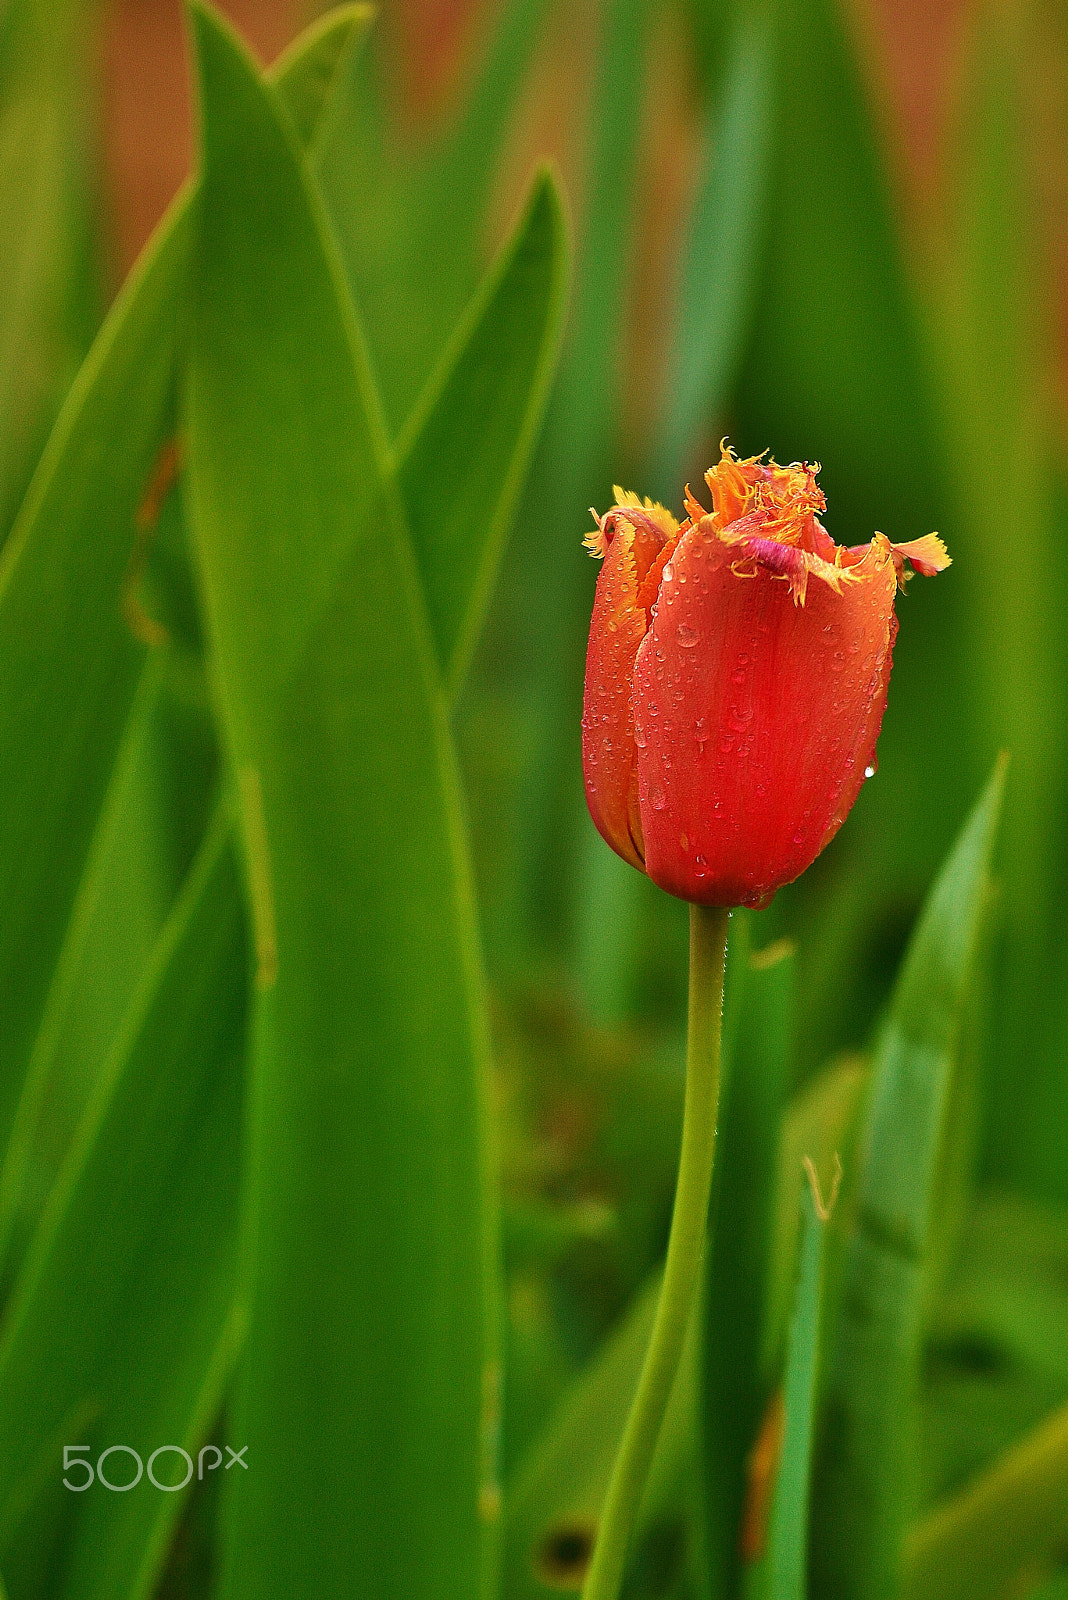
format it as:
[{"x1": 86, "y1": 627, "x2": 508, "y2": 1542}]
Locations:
[{"x1": 581, "y1": 444, "x2": 949, "y2": 908}]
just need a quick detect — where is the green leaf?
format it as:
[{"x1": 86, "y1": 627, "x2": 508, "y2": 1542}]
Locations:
[
  {"x1": 703, "y1": 928, "x2": 795, "y2": 1596},
  {"x1": 503, "y1": 1272, "x2": 700, "y2": 1599},
  {"x1": 0, "y1": 807, "x2": 246, "y2": 1600},
  {"x1": 269, "y1": 3, "x2": 373, "y2": 151},
  {"x1": 0, "y1": 0, "x2": 97, "y2": 537},
  {"x1": 810, "y1": 760, "x2": 1007, "y2": 1600},
  {"x1": 396, "y1": 167, "x2": 568, "y2": 697},
  {"x1": 730, "y1": 0, "x2": 971, "y2": 1088},
  {"x1": 766, "y1": 1054, "x2": 868, "y2": 1371},
  {"x1": 0, "y1": 0, "x2": 371, "y2": 1212},
  {"x1": 765, "y1": 1166, "x2": 838, "y2": 1600},
  {"x1": 920, "y1": 1190, "x2": 1068, "y2": 1511},
  {"x1": 0, "y1": 660, "x2": 173, "y2": 1270},
  {"x1": 315, "y1": 0, "x2": 554, "y2": 429},
  {"x1": 933, "y1": 0, "x2": 1067, "y2": 1198},
  {"x1": 184, "y1": 10, "x2": 498, "y2": 1596},
  {"x1": 904, "y1": 1397, "x2": 1068, "y2": 1600},
  {"x1": 653, "y1": 1, "x2": 775, "y2": 494},
  {"x1": 508, "y1": 0, "x2": 650, "y2": 962}
]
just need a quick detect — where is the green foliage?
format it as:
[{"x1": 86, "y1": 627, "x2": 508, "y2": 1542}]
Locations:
[
  {"x1": 0, "y1": 0, "x2": 1064, "y2": 1596},
  {"x1": 811, "y1": 761, "x2": 1006, "y2": 1599}
]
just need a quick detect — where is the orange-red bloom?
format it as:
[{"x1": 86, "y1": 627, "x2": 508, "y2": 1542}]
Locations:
[{"x1": 581, "y1": 445, "x2": 949, "y2": 908}]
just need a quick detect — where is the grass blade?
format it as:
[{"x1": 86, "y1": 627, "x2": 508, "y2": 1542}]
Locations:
[
  {"x1": 765, "y1": 1163, "x2": 839, "y2": 1600},
  {"x1": 810, "y1": 760, "x2": 1007, "y2": 1599},
  {"x1": 704, "y1": 931, "x2": 794, "y2": 1596},
  {"x1": 185, "y1": 9, "x2": 498, "y2": 1594}
]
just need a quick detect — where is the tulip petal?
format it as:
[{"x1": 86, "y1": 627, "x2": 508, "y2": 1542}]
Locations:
[
  {"x1": 581, "y1": 520, "x2": 649, "y2": 869},
  {"x1": 632, "y1": 523, "x2": 897, "y2": 907}
]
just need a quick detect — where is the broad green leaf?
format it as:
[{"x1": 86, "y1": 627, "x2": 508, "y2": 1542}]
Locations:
[
  {"x1": 704, "y1": 929, "x2": 794, "y2": 1597},
  {"x1": 653, "y1": 1, "x2": 774, "y2": 495},
  {"x1": 396, "y1": 167, "x2": 568, "y2": 697},
  {"x1": 0, "y1": 807, "x2": 246, "y2": 1600},
  {"x1": 810, "y1": 761, "x2": 1006, "y2": 1600},
  {"x1": 0, "y1": 0, "x2": 371, "y2": 1207},
  {"x1": 765, "y1": 1167, "x2": 838, "y2": 1600},
  {"x1": 0, "y1": 0, "x2": 97, "y2": 537},
  {"x1": 184, "y1": 10, "x2": 497, "y2": 1597},
  {"x1": 503, "y1": 1271, "x2": 700, "y2": 1599}
]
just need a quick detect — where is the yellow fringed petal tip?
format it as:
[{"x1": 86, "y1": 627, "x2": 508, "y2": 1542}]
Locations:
[{"x1": 585, "y1": 490, "x2": 680, "y2": 558}]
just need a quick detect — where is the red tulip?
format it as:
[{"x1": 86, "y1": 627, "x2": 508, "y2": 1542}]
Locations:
[{"x1": 581, "y1": 445, "x2": 949, "y2": 908}]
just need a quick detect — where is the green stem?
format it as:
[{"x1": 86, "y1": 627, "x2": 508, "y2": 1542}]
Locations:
[{"x1": 582, "y1": 902, "x2": 730, "y2": 1600}]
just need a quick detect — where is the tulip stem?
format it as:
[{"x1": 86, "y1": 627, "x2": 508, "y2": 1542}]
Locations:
[{"x1": 582, "y1": 902, "x2": 730, "y2": 1600}]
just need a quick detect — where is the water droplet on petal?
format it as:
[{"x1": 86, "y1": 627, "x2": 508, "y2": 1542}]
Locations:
[
  {"x1": 651, "y1": 787, "x2": 667, "y2": 811},
  {"x1": 675, "y1": 622, "x2": 698, "y2": 648},
  {"x1": 864, "y1": 763, "x2": 876, "y2": 779}
]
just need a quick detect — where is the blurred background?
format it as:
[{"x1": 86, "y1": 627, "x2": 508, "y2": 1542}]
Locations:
[{"x1": 5, "y1": 0, "x2": 1068, "y2": 1588}]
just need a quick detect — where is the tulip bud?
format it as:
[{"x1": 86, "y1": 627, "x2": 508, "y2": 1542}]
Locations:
[{"x1": 581, "y1": 445, "x2": 949, "y2": 908}]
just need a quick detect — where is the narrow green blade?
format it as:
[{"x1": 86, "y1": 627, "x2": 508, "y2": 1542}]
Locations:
[
  {"x1": 765, "y1": 1167, "x2": 837, "y2": 1600},
  {"x1": 185, "y1": 10, "x2": 497, "y2": 1595},
  {"x1": 0, "y1": 809, "x2": 246, "y2": 1600},
  {"x1": 704, "y1": 932, "x2": 794, "y2": 1596},
  {"x1": 810, "y1": 761, "x2": 1006, "y2": 1599},
  {"x1": 397, "y1": 166, "x2": 568, "y2": 698}
]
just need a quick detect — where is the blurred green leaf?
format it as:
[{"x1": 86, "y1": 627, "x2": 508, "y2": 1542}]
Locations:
[
  {"x1": 503, "y1": 1270, "x2": 699, "y2": 1600},
  {"x1": 0, "y1": 807, "x2": 246, "y2": 1600},
  {"x1": 184, "y1": 9, "x2": 497, "y2": 1595},
  {"x1": 0, "y1": 0, "x2": 98, "y2": 538},
  {"x1": 0, "y1": 0, "x2": 369, "y2": 1227},
  {"x1": 396, "y1": 165, "x2": 569, "y2": 697},
  {"x1": 764, "y1": 1167, "x2": 837, "y2": 1600},
  {"x1": 904, "y1": 1395, "x2": 1068, "y2": 1600},
  {"x1": 811, "y1": 761, "x2": 1006, "y2": 1600},
  {"x1": 731, "y1": 0, "x2": 972, "y2": 1083},
  {"x1": 505, "y1": 0, "x2": 650, "y2": 972},
  {"x1": 766, "y1": 1055, "x2": 867, "y2": 1367},
  {"x1": 920, "y1": 1190, "x2": 1068, "y2": 1510},
  {"x1": 653, "y1": 1, "x2": 774, "y2": 496},
  {"x1": 704, "y1": 929, "x2": 794, "y2": 1598},
  {"x1": 0, "y1": 660, "x2": 173, "y2": 1271},
  {"x1": 932, "y1": 0, "x2": 1067, "y2": 1199},
  {"x1": 316, "y1": 0, "x2": 553, "y2": 429}
]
